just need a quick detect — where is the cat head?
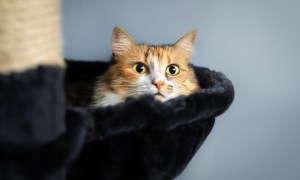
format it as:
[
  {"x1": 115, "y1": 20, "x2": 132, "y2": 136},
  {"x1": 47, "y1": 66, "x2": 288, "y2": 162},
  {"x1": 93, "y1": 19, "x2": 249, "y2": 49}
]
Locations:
[{"x1": 104, "y1": 27, "x2": 199, "y2": 102}]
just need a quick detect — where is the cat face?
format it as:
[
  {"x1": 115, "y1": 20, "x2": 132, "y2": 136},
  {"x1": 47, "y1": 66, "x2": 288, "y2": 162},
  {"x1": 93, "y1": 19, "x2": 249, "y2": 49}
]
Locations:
[{"x1": 92, "y1": 27, "x2": 200, "y2": 106}]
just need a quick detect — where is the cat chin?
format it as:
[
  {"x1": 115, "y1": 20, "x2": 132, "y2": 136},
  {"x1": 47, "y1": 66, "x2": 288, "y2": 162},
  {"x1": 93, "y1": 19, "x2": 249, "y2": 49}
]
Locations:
[{"x1": 154, "y1": 93, "x2": 169, "y2": 102}]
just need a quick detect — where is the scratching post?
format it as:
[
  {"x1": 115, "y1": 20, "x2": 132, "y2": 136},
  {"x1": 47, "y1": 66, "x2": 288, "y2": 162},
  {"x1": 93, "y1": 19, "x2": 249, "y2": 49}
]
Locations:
[
  {"x1": 0, "y1": 0, "x2": 65, "y2": 145},
  {"x1": 0, "y1": 1, "x2": 85, "y2": 179},
  {"x1": 0, "y1": 0, "x2": 64, "y2": 74}
]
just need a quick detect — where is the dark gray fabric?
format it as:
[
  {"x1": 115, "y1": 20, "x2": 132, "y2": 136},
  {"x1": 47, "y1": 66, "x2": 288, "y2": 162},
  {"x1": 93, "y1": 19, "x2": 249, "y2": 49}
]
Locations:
[{"x1": 0, "y1": 61, "x2": 234, "y2": 180}]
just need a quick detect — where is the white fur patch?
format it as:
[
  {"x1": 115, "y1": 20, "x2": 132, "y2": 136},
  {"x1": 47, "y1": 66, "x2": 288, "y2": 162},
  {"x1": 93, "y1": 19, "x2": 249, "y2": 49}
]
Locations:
[
  {"x1": 151, "y1": 56, "x2": 166, "y2": 83},
  {"x1": 94, "y1": 93, "x2": 122, "y2": 107},
  {"x1": 152, "y1": 56, "x2": 159, "y2": 71},
  {"x1": 136, "y1": 75, "x2": 157, "y2": 94}
]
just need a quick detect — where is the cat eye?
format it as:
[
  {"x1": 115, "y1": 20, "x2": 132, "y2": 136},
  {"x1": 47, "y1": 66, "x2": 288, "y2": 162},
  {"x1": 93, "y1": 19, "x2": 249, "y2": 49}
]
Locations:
[
  {"x1": 133, "y1": 63, "x2": 147, "y2": 74},
  {"x1": 166, "y1": 64, "x2": 180, "y2": 76}
]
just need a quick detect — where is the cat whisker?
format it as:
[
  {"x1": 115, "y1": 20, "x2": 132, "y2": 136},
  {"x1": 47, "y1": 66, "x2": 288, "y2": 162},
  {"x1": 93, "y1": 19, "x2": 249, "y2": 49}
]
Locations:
[
  {"x1": 110, "y1": 85, "x2": 138, "y2": 87},
  {"x1": 175, "y1": 89, "x2": 194, "y2": 95}
]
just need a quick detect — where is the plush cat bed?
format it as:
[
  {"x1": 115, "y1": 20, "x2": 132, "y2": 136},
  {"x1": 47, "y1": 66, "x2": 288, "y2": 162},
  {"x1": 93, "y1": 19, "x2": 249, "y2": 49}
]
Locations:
[
  {"x1": 0, "y1": 60, "x2": 234, "y2": 180},
  {"x1": 64, "y1": 60, "x2": 234, "y2": 180}
]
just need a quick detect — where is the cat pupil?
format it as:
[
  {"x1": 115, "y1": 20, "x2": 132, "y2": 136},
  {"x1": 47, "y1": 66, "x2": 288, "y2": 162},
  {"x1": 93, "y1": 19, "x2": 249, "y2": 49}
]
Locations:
[
  {"x1": 169, "y1": 66, "x2": 176, "y2": 74},
  {"x1": 136, "y1": 64, "x2": 144, "y2": 72}
]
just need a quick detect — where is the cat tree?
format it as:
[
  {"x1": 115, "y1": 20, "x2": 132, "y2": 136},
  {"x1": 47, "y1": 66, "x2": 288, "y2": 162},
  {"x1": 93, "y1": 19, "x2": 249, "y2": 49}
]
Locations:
[{"x1": 0, "y1": 0, "x2": 234, "y2": 180}]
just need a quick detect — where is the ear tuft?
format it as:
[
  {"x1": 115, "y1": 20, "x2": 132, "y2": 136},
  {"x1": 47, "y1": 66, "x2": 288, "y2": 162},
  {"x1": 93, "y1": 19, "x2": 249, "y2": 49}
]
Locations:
[
  {"x1": 175, "y1": 30, "x2": 197, "y2": 55},
  {"x1": 112, "y1": 27, "x2": 136, "y2": 55}
]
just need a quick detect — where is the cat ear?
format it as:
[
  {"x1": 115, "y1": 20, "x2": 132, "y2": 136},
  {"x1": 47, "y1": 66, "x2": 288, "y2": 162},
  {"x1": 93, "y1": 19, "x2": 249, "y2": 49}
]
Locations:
[
  {"x1": 112, "y1": 27, "x2": 136, "y2": 56},
  {"x1": 174, "y1": 30, "x2": 197, "y2": 57}
]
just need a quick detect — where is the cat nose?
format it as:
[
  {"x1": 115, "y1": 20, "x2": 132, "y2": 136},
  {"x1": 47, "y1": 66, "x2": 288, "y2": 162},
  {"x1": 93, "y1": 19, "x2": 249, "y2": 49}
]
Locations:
[{"x1": 153, "y1": 81, "x2": 164, "y2": 91}]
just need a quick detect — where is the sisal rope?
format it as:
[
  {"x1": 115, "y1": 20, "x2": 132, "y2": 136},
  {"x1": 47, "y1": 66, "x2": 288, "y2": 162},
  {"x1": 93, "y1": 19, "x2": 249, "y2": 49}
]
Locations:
[{"x1": 0, "y1": 0, "x2": 64, "y2": 74}]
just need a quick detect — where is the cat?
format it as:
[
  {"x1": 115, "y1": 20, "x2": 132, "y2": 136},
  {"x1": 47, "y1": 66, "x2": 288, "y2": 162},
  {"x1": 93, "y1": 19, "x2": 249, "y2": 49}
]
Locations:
[{"x1": 91, "y1": 27, "x2": 200, "y2": 107}]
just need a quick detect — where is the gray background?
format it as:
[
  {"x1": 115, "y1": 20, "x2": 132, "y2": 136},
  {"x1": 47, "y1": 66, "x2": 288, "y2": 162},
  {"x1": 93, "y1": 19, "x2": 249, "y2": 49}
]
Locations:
[{"x1": 62, "y1": 0, "x2": 300, "y2": 179}]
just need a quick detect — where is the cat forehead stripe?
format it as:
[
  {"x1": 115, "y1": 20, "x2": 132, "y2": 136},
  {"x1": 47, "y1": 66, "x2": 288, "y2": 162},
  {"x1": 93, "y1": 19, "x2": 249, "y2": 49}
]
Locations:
[
  {"x1": 145, "y1": 47, "x2": 150, "y2": 57},
  {"x1": 156, "y1": 47, "x2": 164, "y2": 58},
  {"x1": 148, "y1": 47, "x2": 165, "y2": 58},
  {"x1": 152, "y1": 56, "x2": 159, "y2": 71}
]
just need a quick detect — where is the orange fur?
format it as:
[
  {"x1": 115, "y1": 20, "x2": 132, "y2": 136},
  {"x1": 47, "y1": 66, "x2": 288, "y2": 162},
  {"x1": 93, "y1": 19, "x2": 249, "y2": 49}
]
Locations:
[{"x1": 91, "y1": 27, "x2": 200, "y2": 106}]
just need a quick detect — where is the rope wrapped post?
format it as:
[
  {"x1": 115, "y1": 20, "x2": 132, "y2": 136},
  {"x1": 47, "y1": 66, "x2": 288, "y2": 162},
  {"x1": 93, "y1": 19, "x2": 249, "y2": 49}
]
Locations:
[
  {"x1": 0, "y1": 0, "x2": 66, "y2": 144},
  {"x1": 0, "y1": 0, "x2": 64, "y2": 74},
  {"x1": 0, "y1": 1, "x2": 86, "y2": 179}
]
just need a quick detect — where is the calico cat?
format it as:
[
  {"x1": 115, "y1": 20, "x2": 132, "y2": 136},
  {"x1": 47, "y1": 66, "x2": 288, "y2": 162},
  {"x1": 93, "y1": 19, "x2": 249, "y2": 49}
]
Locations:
[{"x1": 91, "y1": 27, "x2": 200, "y2": 107}]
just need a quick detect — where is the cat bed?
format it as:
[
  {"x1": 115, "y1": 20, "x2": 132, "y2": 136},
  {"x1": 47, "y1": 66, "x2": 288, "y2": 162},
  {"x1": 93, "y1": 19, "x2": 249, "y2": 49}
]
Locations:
[
  {"x1": 0, "y1": 59, "x2": 234, "y2": 180},
  {"x1": 64, "y1": 60, "x2": 235, "y2": 179}
]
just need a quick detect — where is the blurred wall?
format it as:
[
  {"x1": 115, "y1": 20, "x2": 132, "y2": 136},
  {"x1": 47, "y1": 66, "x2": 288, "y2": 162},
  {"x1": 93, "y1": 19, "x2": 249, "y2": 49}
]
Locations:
[{"x1": 62, "y1": 0, "x2": 300, "y2": 179}]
